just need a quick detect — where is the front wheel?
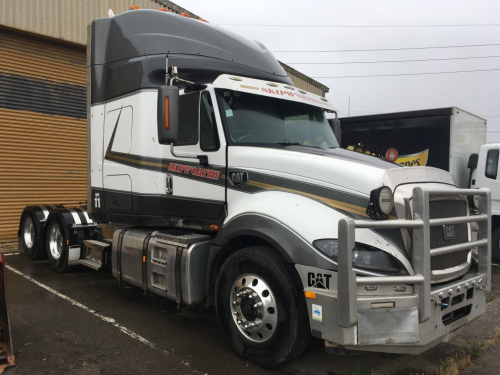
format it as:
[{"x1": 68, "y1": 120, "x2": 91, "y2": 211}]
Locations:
[
  {"x1": 46, "y1": 219, "x2": 72, "y2": 273},
  {"x1": 215, "y1": 246, "x2": 311, "y2": 368}
]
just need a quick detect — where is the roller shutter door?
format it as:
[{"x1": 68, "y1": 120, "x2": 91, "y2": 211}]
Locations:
[{"x1": 0, "y1": 28, "x2": 87, "y2": 242}]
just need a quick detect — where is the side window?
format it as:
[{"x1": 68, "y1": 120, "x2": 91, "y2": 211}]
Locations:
[
  {"x1": 200, "y1": 92, "x2": 220, "y2": 151},
  {"x1": 178, "y1": 93, "x2": 199, "y2": 145},
  {"x1": 485, "y1": 149, "x2": 499, "y2": 180}
]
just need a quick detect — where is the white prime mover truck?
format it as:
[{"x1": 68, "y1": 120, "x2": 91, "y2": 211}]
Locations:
[
  {"x1": 18, "y1": 10, "x2": 491, "y2": 368},
  {"x1": 338, "y1": 108, "x2": 500, "y2": 262}
]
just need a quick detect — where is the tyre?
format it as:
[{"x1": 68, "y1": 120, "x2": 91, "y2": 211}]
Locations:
[
  {"x1": 492, "y1": 227, "x2": 500, "y2": 263},
  {"x1": 215, "y1": 246, "x2": 311, "y2": 368},
  {"x1": 45, "y1": 218, "x2": 72, "y2": 273},
  {"x1": 20, "y1": 212, "x2": 46, "y2": 260}
]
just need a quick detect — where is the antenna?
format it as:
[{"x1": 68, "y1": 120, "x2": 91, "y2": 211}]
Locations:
[
  {"x1": 108, "y1": 9, "x2": 115, "y2": 17},
  {"x1": 165, "y1": 55, "x2": 169, "y2": 85}
]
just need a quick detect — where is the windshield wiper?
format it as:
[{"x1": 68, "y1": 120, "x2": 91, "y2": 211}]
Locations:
[{"x1": 277, "y1": 139, "x2": 300, "y2": 147}]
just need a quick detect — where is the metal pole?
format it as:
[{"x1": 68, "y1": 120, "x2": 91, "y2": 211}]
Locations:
[
  {"x1": 412, "y1": 187, "x2": 431, "y2": 323},
  {"x1": 338, "y1": 218, "x2": 358, "y2": 327},
  {"x1": 477, "y1": 189, "x2": 491, "y2": 291}
]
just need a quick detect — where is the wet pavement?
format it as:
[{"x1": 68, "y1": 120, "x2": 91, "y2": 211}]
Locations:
[{"x1": 2, "y1": 253, "x2": 500, "y2": 375}]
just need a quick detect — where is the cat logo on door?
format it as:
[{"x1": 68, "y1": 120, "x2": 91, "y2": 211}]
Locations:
[{"x1": 228, "y1": 171, "x2": 248, "y2": 186}]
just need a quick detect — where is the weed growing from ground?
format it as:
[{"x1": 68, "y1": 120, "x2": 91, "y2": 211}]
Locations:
[{"x1": 465, "y1": 340, "x2": 485, "y2": 359}]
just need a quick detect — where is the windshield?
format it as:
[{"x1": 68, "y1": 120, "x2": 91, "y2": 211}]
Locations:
[{"x1": 215, "y1": 89, "x2": 339, "y2": 148}]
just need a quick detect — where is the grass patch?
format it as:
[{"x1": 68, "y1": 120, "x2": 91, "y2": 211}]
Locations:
[
  {"x1": 465, "y1": 340, "x2": 485, "y2": 360},
  {"x1": 486, "y1": 290, "x2": 500, "y2": 302},
  {"x1": 431, "y1": 351, "x2": 472, "y2": 375}
]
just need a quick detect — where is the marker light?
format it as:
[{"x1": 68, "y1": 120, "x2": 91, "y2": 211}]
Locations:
[
  {"x1": 305, "y1": 291, "x2": 316, "y2": 299},
  {"x1": 164, "y1": 97, "x2": 170, "y2": 131},
  {"x1": 266, "y1": 82, "x2": 278, "y2": 87},
  {"x1": 284, "y1": 85, "x2": 294, "y2": 90},
  {"x1": 130, "y1": 6, "x2": 140, "y2": 10},
  {"x1": 229, "y1": 76, "x2": 242, "y2": 81},
  {"x1": 321, "y1": 97, "x2": 328, "y2": 102},
  {"x1": 180, "y1": 13, "x2": 189, "y2": 17},
  {"x1": 298, "y1": 89, "x2": 307, "y2": 94},
  {"x1": 158, "y1": 8, "x2": 168, "y2": 12},
  {"x1": 199, "y1": 19, "x2": 208, "y2": 22}
]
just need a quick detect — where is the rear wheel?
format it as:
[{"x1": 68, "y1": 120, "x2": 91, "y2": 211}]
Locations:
[
  {"x1": 46, "y1": 219, "x2": 72, "y2": 273},
  {"x1": 215, "y1": 246, "x2": 311, "y2": 368},
  {"x1": 20, "y1": 212, "x2": 45, "y2": 260},
  {"x1": 492, "y1": 227, "x2": 500, "y2": 263}
]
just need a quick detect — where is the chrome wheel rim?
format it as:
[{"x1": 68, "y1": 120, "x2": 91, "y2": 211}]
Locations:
[
  {"x1": 23, "y1": 216, "x2": 35, "y2": 249},
  {"x1": 230, "y1": 273, "x2": 278, "y2": 343},
  {"x1": 48, "y1": 223, "x2": 63, "y2": 260}
]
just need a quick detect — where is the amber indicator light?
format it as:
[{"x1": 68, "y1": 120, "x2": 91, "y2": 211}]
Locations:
[
  {"x1": 210, "y1": 224, "x2": 221, "y2": 231},
  {"x1": 164, "y1": 97, "x2": 169, "y2": 131},
  {"x1": 305, "y1": 291, "x2": 316, "y2": 299}
]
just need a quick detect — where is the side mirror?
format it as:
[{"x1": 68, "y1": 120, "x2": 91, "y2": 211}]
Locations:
[
  {"x1": 468, "y1": 153, "x2": 479, "y2": 169},
  {"x1": 157, "y1": 85, "x2": 179, "y2": 145},
  {"x1": 329, "y1": 118, "x2": 341, "y2": 145}
]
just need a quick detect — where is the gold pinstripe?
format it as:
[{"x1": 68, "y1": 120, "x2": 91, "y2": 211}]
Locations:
[{"x1": 247, "y1": 180, "x2": 369, "y2": 218}]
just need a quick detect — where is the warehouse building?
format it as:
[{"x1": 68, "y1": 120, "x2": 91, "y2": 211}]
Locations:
[{"x1": 0, "y1": 0, "x2": 329, "y2": 242}]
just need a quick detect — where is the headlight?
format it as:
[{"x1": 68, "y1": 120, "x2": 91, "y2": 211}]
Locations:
[
  {"x1": 313, "y1": 239, "x2": 401, "y2": 274},
  {"x1": 366, "y1": 186, "x2": 394, "y2": 219}
]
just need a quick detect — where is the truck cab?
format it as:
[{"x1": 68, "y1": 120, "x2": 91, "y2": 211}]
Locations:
[
  {"x1": 472, "y1": 143, "x2": 500, "y2": 261},
  {"x1": 17, "y1": 9, "x2": 492, "y2": 368}
]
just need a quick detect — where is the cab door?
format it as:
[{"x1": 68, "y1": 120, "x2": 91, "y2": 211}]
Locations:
[
  {"x1": 477, "y1": 148, "x2": 500, "y2": 211},
  {"x1": 165, "y1": 90, "x2": 226, "y2": 226}
]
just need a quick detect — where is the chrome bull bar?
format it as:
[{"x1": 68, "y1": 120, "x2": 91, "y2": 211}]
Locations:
[{"x1": 338, "y1": 186, "x2": 491, "y2": 328}]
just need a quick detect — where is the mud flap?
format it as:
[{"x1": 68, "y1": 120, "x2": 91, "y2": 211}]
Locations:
[{"x1": 0, "y1": 254, "x2": 15, "y2": 371}]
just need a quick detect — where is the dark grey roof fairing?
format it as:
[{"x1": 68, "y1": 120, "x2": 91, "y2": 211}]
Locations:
[{"x1": 89, "y1": 10, "x2": 292, "y2": 103}]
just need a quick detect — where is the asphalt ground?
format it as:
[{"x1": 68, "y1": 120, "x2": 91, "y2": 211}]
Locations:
[{"x1": 2, "y1": 253, "x2": 500, "y2": 375}]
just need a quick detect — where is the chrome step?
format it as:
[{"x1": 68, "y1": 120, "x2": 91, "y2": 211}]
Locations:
[{"x1": 79, "y1": 258, "x2": 102, "y2": 270}]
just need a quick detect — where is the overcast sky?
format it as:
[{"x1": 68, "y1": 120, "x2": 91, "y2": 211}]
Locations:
[{"x1": 176, "y1": 0, "x2": 500, "y2": 142}]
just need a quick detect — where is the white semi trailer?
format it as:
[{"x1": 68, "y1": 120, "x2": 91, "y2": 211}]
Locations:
[{"x1": 18, "y1": 9, "x2": 492, "y2": 368}]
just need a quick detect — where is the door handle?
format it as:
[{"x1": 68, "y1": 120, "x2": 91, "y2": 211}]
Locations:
[{"x1": 166, "y1": 174, "x2": 173, "y2": 195}]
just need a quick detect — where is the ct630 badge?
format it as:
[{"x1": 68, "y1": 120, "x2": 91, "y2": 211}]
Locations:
[{"x1": 228, "y1": 171, "x2": 248, "y2": 186}]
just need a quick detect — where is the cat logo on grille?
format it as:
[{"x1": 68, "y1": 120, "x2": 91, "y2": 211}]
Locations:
[{"x1": 443, "y1": 224, "x2": 456, "y2": 240}]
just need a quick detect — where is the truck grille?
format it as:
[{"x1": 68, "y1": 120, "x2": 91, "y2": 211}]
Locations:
[{"x1": 429, "y1": 200, "x2": 469, "y2": 271}]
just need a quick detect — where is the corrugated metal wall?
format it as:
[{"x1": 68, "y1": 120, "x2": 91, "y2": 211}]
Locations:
[{"x1": 0, "y1": 28, "x2": 87, "y2": 242}]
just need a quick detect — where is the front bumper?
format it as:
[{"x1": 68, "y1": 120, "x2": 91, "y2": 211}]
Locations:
[
  {"x1": 304, "y1": 186, "x2": 491, "y2": 354},
  {"x1": 304, "y1": 271, "x2": 487, "y2": 354}
]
